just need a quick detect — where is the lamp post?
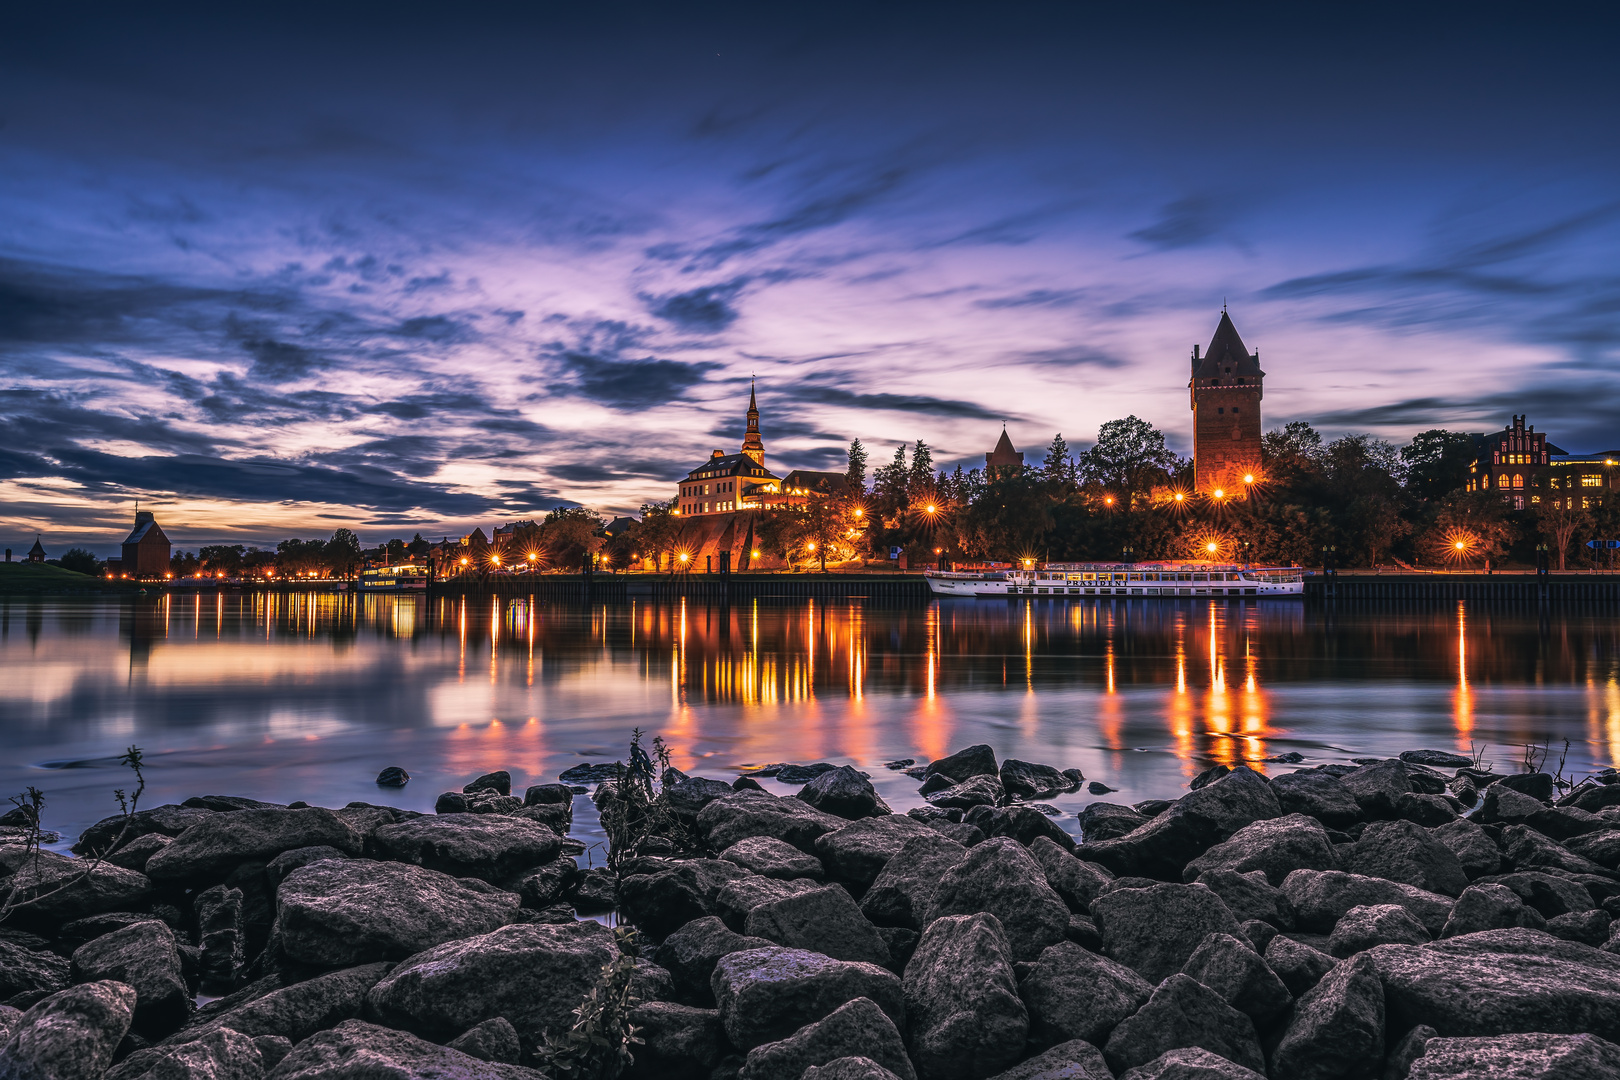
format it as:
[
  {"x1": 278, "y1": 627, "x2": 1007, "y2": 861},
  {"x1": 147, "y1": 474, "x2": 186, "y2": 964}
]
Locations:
[
  {"x1": 1535, "y1": 542, "x2": 1549, "y2": 577},
  {"x1": 1321, "y1": 544, "x2": 1337, "y2": 577},
  {"x1": 1122, "y1": 544, "x2": 1135, "y2": 565}
]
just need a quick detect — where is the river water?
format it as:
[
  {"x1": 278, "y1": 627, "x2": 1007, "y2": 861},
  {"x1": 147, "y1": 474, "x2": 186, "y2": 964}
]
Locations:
[{"x1": 3, "y1": 592, "x2": 1617, "y2": 853}]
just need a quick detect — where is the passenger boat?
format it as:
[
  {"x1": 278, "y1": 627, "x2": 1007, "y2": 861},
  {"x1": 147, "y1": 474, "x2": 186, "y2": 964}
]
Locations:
[
  {"x1": 358, "y1": 563, "x2": 431, "y2": 591},
  {"x1": 924, "y1": 561, "x2": 1304, "y2": 598}
]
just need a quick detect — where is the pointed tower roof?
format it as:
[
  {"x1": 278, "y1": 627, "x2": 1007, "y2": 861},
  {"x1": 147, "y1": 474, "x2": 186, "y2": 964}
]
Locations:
[
  {"x1": 993, "y1": 429, "x2": 1017, "y2": 455},
  {"x1": 741, "y1": 379, "x2": 765, "y2": 465},
  {"x1": 1192, "y1": 310, "x2": 1263, "y2": 381},
  {"x1": 986, "y1": 427, "x2": 1024, "y2": 472},
  {"x1": 28, "y1": 536, "x2": 46, "y2": 558}
]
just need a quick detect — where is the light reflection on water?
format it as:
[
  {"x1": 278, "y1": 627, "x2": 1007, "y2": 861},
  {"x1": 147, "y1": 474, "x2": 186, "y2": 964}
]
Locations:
[{"x1": 2, "y1": 592, "x2": 1617, "y2": 849}]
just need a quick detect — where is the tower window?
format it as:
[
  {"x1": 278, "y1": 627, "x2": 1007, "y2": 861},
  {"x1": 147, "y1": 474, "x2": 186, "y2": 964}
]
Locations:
[
  {"x1": 1218, "y1": 407, "x2": 1225, "y2": 414},
  {"x1": 1232, "y1": 407, "x2": 1240, "y2": 414}
]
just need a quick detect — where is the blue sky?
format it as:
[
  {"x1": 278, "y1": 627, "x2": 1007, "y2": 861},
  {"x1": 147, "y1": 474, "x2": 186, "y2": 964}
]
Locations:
[{"x1": 3, "y1": 2, "x2": 1618, "y2": 548}]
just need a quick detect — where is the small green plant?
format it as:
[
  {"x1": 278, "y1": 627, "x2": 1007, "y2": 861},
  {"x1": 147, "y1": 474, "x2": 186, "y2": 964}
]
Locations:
[
  {"x1": 539, "y1": 927, "x2": 644, "y2": 1080},
  {"x1": 596, "y1": 730, "x2": 693, "y2": 868}
]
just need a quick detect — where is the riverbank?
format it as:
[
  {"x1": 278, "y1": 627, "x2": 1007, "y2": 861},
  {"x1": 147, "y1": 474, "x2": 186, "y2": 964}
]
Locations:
[
  {"x1": 0, "y1": 563, "x2": 146, "y2": 596},
  {"x1": 3, "y1": 743, "x2": 1618, "y2": 1079}
]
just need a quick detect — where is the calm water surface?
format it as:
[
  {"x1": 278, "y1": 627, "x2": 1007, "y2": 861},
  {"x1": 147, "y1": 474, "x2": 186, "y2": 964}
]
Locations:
[{"x1": 3, "y1": 593, "x2": 1618, "y2": 852}]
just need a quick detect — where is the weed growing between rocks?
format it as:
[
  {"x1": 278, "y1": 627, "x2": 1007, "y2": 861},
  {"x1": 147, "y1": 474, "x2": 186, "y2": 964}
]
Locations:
[
  {"x1": 538, "y1": 926, "x2": 644, "y2": 1080},
  {"x1": 595, "y1": 729, "x2": 694, "y2": 868}
]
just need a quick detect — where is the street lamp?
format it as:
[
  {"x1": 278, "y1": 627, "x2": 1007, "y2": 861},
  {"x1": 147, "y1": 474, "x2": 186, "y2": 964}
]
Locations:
[
  {"x1": 1213, "y1": 488, "x2": 1225, "y2": 500},
  {"x1": 1243, "y1": 474, "x2": 1255, "y2": 485}
]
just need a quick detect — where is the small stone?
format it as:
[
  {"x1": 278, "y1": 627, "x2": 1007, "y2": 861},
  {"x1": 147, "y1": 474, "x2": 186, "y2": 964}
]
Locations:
[
  {"x1": 1000, "y1": 760, "x2": 1079, "y2": 801},
  {"x1": 1089, "y1": 782, "x2": 1117, "y2": 795},
  {"x1": 375, "y1": 766, "x2": 410, "y2": 787},
  {"x1": 883, "y1": 759, "x2": 916, "y2": 771},
  {"x1": 775, "y1": 763, "x2": 842, "y2": 784},
  {"x1": 926, "y1": 774, "x2": 1005, "y2": 810},
  {"x1": 1327, "y1": 904, "x2": 1431, "y2": 957},
  {"x1": 1399, "y1": 750, "x2": 1474, "y2": 769}
]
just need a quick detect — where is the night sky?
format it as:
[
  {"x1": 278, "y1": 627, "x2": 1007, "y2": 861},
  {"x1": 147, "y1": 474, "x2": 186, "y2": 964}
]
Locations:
[{"x1": 4, "y1": 3, "x2": 1618, "y2": 548}]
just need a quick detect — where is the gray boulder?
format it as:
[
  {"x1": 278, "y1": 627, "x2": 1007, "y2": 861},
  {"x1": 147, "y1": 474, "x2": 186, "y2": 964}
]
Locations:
[
  {"x1": 1270, "y1": 771, "x2": 1363, "y2": 828},
  {"x1": 1476, "y1": 784, "x2": 1545, "y2": 826},
  {"x1": 1565, "y1": 829, "x2": 1620, "y2": 870},
  {"x1": 1180, "y1": 932, "x2": 1292, "y2": 1025},
  {"x1": 711, "y1": 946, "x2": 904, "y2": 1051},
  {"x1": 1000, "y1": 760, "x2": 1078, "y2": 801},
  {"x1": 1328, "y1": 904, "x2": 1431, "y2": 957},
  {"x1": 1440, "y1": 884, "x2": 1544, "y2": 938},
  {"x1": 1182, "y1": 814, "x2": 1339, "y2": 886},
  {"x1": 739, "y1": 996, "x2": 917, "y2": 1080},
  {"x1": 170, "y1": 962, "x2": 391, "y2": 1044},
  {"x1": 969, "y1": 806, "x2": 1077, "y2": 852},
  {"x1": 1018, "y1": 940, "x2": 1152, "y2": 1046},
  {"x1": 713, "y1": 875, "x2": 823, "y2": 930},
  {"x1": 1406, "y1": 1032, "x2": 1620, "y2": 1079},
  {"x1": 0, "y1": 938, "x2": 69, "y2": 1000},
  {"x1": 1339, "y1": 760, "x2": 1415, "y2": 820},
  {"x1": 264, "y1": 1019, "x2": 542, "y2": 1079},
  {"x1": 744, "y1": 884, "x2": 891, "y2": 965},
  {"x1": 924, "y1": 745, "x2": 998, "y2": 783},
  {"x1": 1077, "y1": 769, "x2": 1281, "y2": 881},
  {"x1": 1282, "y1": 870, "x2": 1454, "y2": 936},
  {"x1": 652, "y1": 916, "x2": 776, "y2": 1006},
  {"x1": 118, "y1": 1027, "x2": 264, "y2": 1080},
  {"x1": 616, "y1": 858, "x2": 751, "y2": 939},
  {"x1": 698, "y1": 791, "x2": 850, "y2": 854},
  {"x1": 1269, "y1": 952, "x2": 1385, "y2": 1080},
  {"x1": 0, "y1": 980, "x2": 136, "y2": 1080},
  {"x1": 904, "y1": 913, "x2": 1028, "y2": 1080},
  {"x1": 1545, "y1": 909, "x2": 1612, "y2": 947},
  {"x1": 816, "y1": 816, "x2": 937, "y2": 884},
  {"x1": 1473, "y1": 870, "x2": 1594, "y2": 918},
  {"x1": 143, "y1": 808, "x2": 362, "y2": 884},
  {"x1": 1264, "y1": 934, "x2": 1339, "y2": 997},
  {"x1": 1027, "y1": 836, "x2": 1113, "y2": 913},
  {"x1": 1367, "y1": 928, "x2": 1620, "y2": 1042},
  {"x1": 447, "y1": 1016, "x2": 523, "y2": 1064},
  {"x1": 74, "y1": 805, "x2": 217, "y2": 857},
  {"x1": 504, "y1": 857, "x2": 579, "y2": 909},
  {"x1": 274, "y1": 858, "x2": 519, "y2": 966},
  {"x1": 1118, "y1": 1048, "x2": 1267, "y2": 1078},
  {"x1": 624, "y1": 1002, "x2": 728, "y2": 1080},
  {"x1": 721, "y1": 836, "x2": 826, "y2": 881},
  {"x1": 1381, "y1": 1024, "x2": 1436, "y2": 1080},
  {"x1": 371, "y1": 814, "x2": 559, "y2": 882},
  {"x1": 71, "y1": 920, "x2": 191, "y2": 1037},
  {"x1": 1501, "y1": 824, "x2": 1611, "y2": 877},
  {"x1": 1078, "y1": 803, "x2": 1151, "y2": 842},
  {"x1": 798, "y1": 767, "x2": 892, "y2": 820},
  {"x1": 1091, "y1": 882, "x2": 1241, "y2": 983},
  {"x1": 1101, "y1": 973, "x2": 1265, "y2": 1076},
  {"x1": 0, "y1": 848, "x2": 153, "y2": 924},
  {"x1": 105, "y1": 833, "x2": 174, "y2": 873},
  {"x1": 264, "y1": 846, "x2": 350, "y2": 890},
  {"x1": 925, "y1": 837, "x2": 1069, "y2": 961},
  {"x1": 364, "y1": 921, "x2": 619, "y2": 1053},
  {"x1": 1193, "y1": 869, "x2": 1294, "y2": 929},
  {"x1": 664, "y1": 777, "x2": 736, "y2": 822},
  {"x1": 987, "y1": 1040, "x2": 1112, "y2": 1079},
  {"x1": 1431, "y1": 820, "x2": 1501, "y2": 879},
  {"x1": 803, "y1": 1059, "x2": 908, "y2": 1080},
  {"x1": 925, "y1": 774, "x2": 1005, "y2": 810},
  {"x1": 1348, "y1": 820, "x2": 1470, "y2": 897},
  {"x1": 861, "y1": 833, "x2": 969, "y2": 931}
]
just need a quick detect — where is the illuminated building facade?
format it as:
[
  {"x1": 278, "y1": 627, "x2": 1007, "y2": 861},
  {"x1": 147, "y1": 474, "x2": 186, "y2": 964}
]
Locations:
[
  {"x1": 1464, "y1": 414, "x2": 1617, "y2": 510},
  {"x1": 120, "y1": 510, "x2": 172, "y2": 578},
  {"x1": 1190, "y1": 310, "x2": 1265, "y2": 495}
]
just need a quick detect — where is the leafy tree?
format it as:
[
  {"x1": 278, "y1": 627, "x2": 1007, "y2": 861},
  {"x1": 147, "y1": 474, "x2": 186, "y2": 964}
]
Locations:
[
  {"x1": 1080, "y1": 416, "x2": 1177, "y2": 506},
  {"x1": 1536, "y1": 495, "x2": 1589, "y2": 571},
  {"x1": 543, "y1": 506, "x2": 606, "y2": 571},
  {"x1": 168, "y1": 550, "x2": 199, "y2": 577},
  {"x1": 1401, "y1": 429, "x2": 1477, "y2": 500},
  {"x1": 275, "y1": 538, "x2": 328, "y2": 576},
  {"x1": 199, "y1": 544, "x2": 246, "y2": 574},
  {"x1": 1420, "y1": 491, "x2": 1516, "y2": 568},
  {"x1": 407, "y1": 533, "x2": 431, "y2": 558},
  {"x1": 844, "y1": 439, "x2": 868, "y2": 495},
  {"x1": 1261, "y1": 421, "x2": 1324, "y2": 482},
  {"x1": 59, "y1": 548, "x2": 99, "y2": 576},
  {"x1": 326, "y1": 528, "x2": 363, "y2": 578}
]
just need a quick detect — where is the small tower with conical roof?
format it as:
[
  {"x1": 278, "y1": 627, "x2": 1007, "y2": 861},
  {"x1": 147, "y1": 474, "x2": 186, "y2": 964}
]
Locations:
[
  {"x1": 741, "y1": 380, "x2": 765, "y2": 468},
  {"x1": 1190, "y1": 310, "x2": 1265, "y2": 495},
  {"x1": 985, "y1": 426, "x2": 1024, "y2": 473}
]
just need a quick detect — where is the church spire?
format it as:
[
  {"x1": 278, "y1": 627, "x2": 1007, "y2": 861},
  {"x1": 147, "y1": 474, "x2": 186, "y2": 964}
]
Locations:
[{"x1": 741, "y1": 379, "x2": 765, "y2": 467}]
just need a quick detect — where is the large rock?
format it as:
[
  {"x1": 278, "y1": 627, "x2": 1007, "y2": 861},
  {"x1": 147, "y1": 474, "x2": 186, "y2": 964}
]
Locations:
[
  {"x1": 803, "y1": 1060, "x2": 908, "y2": 1080},
  {"x1": 739, "y1": 996, "x2": 917, "y2": 1080},
  {"x1": 1500, "y1": 825, "x2": 1612, "y2": 877},
  {"x1": 797, "y1": 767, "x2": 892, "y2": 820},
  {"x1": 1118, "y1": 1048, "x2": 1267, "y2": 1078},
  {"x1": 986, "y1": 1040, "x2": 1113, "y2": 1079},
  {"x1": 1027, "y1": 837, "x2": 1113, "y2": 913},
  {"x1": 1440, "y1": 884, "x2": 1544, "y2": 938},
  {"x1": 172, "y1": 962, "x2": 390, "y2": 1044},
  {"x1": 143, "y1": 808, "x2": 362, "y2": 884},
  {"x1": 624, "y1": 1002, "x2": 728, "y2": 1080},
  {"x1": 744, "y1": 884, "x2": 891, "y2": 965},
  {"x1": 1179, "y1": 932, "x2": 1292, "y2": 1025},
  {"x1": 1193, "y1": 869, "x2": 1294, "y2": 929},
  {"x1": 1263, "y1": 934, "x2": 1339, "y2": 997},
  {"x1": 447, "y1": 1017, "x2": 522, "y2": 1064},
  {"x1": 711, "y1": 946, "x2": 903, "y2": 1051},
  {"x1": 1017, "y1": 940, "x2": 1152, "y2": 1046},
  {"x1": 652, "y1": 917, "x2": 776, "y2": 1005},
  {"x1": 1077, "y1": 769, "x2": 1281, "y2": 881},
  {"x1": 714, "y1": 875, "x2": 823, "y2": 930},
  {"x1": 721, "y1": 837, "x2": 826, "y2": 881},
  {"x1": 0, "y1": 848, "x2": 153, "y2": 924},
  {"x1": 1348, "y1": 820, "x2": 1470, "y2": 897},
  {"x1": 969, "y1": 806, "x2": 1077, "y2": 853},
  {"x1": 925, "y1": 775, "x2": 1005, "y2": 811},
  {"x1": 1182, "y1": 814, "x2": 1339, "y2": 886},
  {"x1": 861, "y1": 834, "x2": 968, "y2": 931},
  {"x1": 903, "y1": 913, "x2": 1028, "y2": 1080},
  {"x1": 1406, "y1": 1032, "x2": 1620, "y2": 1079},
  {"x1": 924, "y1": 745, "x2": 998, "y2": 783},
  {"x1": 816, "y1": 816, "x2": 937, "y2": 885},
  {"x1": 1564, "y1": 829, "x2": 1620, "y2": 870},
  {"x1": 1091, "y1": 882, "x2": 1240, "y2": 983},
  {"x1": 1473, "y1": 870, "x2": 1595, "y2": 918},
  {"x1": 274, "y1": 858, "x2": 519, "y2": 966},
  {"x1": 1078, "y1": 803, "x2": 1150, "y2": 842},
  {"x1": 1339, "y1": 760, "x2": 1415, "y2": 820},
  {"x1": 1269, "y1": 952, "x2": 1385, "y2": 1080},
  {"x1": 365, "y1": 921, "x2": 618, "y2": 1052},
  {"x1": 0, "y1": 981, "x2": 136, "y2": 1080},
  {"x1": 925, "y1": 837, "x2": 1069, "y2": 961},
  {"x1": 1328, "y1": 904, "x2": 1431, "y2": 957},
  {"x1": 71, "y1": 920, "x2": 191, "y2": 1037},
  {"x1": 117, "y1": 1026, "x2": 264, "y2": 1080},
  {"x1": 665, "y1": 777, "x2": 737, "y2": 823},
  {"x1": 1282, "y1": 870, "x2": 1454, "y2": 936},
  {"x1": 1101, "y1": 973, "x2": 1265, "y2": 1076},
  {"x1": 1367, "y1": 928, "x2": 1620, "y2": 1042},
  {"x1": 1000, "y1": 760, "x2": 1077, "y2": 801},
  {"x1": 371, "y1": 814, "x2": 559, "y2": 883},
  {"x1": 697, "y1": 792, "x2": 850, "y2": 854},
  {"x1": 1431, "y1": 819, "x2": 1502, "y2": 880},
  {"x1": 0, "y1": 938, "x2": 69, "y2": 1000},
  {"x1": 1476, "y1": 785, "x2": 1546, "y2": 826},
  {"x1": 615, "y1": 859, "x2": 751, "y2": 939},
  {"x1": 264, "y1": 1018, "x2": 542, "y2": 1079},
  {"x1": 73, "y1": 805, "x2": 217, "y2": 857}
]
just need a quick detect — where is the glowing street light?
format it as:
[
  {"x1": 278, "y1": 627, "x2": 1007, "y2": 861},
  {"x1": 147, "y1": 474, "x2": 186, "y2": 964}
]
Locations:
[
  {"x1": 1104, "y1": 495, "x2": 1115, "y2": 506},
  {"x1": 460, "y1": 557, "x2": 469, "y2": 566},
  {"x1": 1454, "y1": 540, "x2": 1467, "y2": 551},
  {"x1": 1173, "y1": 492, "x2": 1185, "y2": 502},
  {"x1": 806, "y1": 542, "x2": 816, "y2": 551},
  {"x1": 678, "y1": 552, "x2": 689, "y2": 563},
  {"x1": 751, "y1": 549, "x2": 760, "y2": 559},
  {"x1": 1213, "y1": 488, "x2": 1225, "y2": 499},
  {"x1": 853, "y1": 508, "x2": 863, "y2": 518},
  {"x1": 925, "y1": 504, "x2": 937, "y2": 514},
  {"x1": 1206, "y1": 542, "x2": 1219, "y2": 554},
  {"x1": 1243, "y1": 473, "x2": 1255, "y2": 484}
]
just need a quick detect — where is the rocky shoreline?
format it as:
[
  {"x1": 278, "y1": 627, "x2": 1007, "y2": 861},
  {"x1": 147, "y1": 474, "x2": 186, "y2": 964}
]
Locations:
[{"x1": 3, "y1": 747, "x2": 1620, "y2": 1080}]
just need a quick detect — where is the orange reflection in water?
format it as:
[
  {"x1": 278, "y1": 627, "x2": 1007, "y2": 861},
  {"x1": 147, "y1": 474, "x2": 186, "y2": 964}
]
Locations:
[{"x1": 1453, "y1": 601, "x2": 1474, "y2": 744}]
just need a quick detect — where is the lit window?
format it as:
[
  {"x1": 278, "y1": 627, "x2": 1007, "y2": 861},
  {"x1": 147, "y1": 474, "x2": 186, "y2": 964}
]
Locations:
[
  {"x1": 1512, "y1": 474, "x2": 1524, "y2": 488},
  {"x1": 1497, "y1": 474, "x2": 1509, "y2": 489},
  {"x1": 1583, "y1": 475, "x2": 1602, "y2": 487}
]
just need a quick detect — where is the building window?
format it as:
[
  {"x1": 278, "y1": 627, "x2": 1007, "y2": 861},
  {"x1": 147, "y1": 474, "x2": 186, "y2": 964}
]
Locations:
[
  {"x1": 1232, "y1": 407, "x2": 1240, "y2": 413},
  {"x1": 1583, "y1": 475, "x2": 1602, "y2": 487},
  {"x1": 1512, "y1": 474, "x2": 1524, "y2": 488},
  {"x1": 1515, "y1": 496, "x2": 1524, "y2": 510},
  {"x1": 1497, "y1": 474, "x2": 1509, "y2": 489},
  {"x1": 1218, "y1": 407, "x2": 1224, "y2": 414}
]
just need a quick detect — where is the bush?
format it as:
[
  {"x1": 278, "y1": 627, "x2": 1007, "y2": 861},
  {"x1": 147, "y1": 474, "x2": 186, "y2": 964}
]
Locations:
[{"x1": 59, "y1": 548, "x2": 100, "y2": 575}]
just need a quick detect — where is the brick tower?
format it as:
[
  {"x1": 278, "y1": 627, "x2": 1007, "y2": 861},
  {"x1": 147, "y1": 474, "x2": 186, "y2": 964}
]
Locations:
[
  {"x1": 1190, "y1": 310, "x2": 1265, "y2": 495},
  {"x1": 741, "y1": 380, "x2": 765, "y2": 468}
]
